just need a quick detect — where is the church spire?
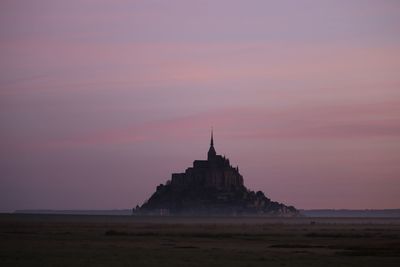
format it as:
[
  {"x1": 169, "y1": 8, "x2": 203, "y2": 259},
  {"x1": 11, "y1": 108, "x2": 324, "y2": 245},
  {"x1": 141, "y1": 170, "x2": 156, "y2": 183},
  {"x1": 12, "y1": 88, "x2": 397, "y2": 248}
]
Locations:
[
  {"x1": 208, "y1": 128, "x2": 217, "y2": 160},
  {"x1": 210, "y1": 128, "x2": 214, "y2": 147}
]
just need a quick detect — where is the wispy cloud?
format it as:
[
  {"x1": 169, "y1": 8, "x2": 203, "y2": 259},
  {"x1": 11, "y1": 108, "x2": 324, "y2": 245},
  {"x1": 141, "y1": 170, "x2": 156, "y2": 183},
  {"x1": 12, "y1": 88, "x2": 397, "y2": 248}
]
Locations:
[{"x1": 9, "y1": 100, "x2": 397, "y2": 151}]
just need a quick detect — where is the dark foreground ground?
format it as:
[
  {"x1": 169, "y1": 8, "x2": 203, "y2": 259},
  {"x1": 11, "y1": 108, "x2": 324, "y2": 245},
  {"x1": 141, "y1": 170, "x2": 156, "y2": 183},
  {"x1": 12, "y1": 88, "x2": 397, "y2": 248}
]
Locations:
[{"x1": 1, "y1": 214, "x2": 399, "y2": 266}]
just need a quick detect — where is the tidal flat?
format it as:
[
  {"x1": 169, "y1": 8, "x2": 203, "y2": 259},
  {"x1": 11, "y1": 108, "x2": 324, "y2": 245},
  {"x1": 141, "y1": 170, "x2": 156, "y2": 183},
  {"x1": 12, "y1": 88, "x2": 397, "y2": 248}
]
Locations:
[{"x1": 1, "y1": 214, "x2": 399, "y2": 266}]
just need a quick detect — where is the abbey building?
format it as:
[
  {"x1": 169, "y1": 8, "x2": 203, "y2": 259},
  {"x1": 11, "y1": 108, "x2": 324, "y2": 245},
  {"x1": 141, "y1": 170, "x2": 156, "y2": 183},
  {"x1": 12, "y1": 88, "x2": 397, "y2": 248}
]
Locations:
[{"x1": 171, "y1": 131, "x2": 243, "y2": 191}]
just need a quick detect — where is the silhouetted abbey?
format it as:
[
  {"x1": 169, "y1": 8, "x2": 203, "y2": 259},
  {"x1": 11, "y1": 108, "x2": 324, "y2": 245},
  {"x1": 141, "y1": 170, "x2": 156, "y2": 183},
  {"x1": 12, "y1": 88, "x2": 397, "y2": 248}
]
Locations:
[{"x1": 137, "y1": 132, "x2": 298, "y2": 216}]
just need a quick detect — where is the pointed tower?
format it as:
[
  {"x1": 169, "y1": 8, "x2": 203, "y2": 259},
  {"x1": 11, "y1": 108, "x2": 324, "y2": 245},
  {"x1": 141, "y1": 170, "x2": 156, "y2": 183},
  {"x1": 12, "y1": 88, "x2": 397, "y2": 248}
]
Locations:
[{"x1": 207, "y1": 129, "x2": 217, "y2": 160}]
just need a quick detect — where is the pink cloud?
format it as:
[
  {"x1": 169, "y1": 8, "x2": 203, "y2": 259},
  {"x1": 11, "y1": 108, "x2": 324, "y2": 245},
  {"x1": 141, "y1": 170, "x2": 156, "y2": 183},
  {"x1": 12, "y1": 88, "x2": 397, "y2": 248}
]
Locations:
[
  {"x1": 12, "y1": 100, "x2": 397, "y2": 151},
  {"x1": 2, "y1": 39, "x2": 399, "y2": 96}
]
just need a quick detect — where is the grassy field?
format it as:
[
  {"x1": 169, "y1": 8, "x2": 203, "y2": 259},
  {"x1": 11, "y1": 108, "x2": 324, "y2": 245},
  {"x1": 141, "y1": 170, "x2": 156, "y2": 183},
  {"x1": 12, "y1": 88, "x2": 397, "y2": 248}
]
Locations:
[{"x1": 1, "y1": 214, "x2": 399, "y2": 266}]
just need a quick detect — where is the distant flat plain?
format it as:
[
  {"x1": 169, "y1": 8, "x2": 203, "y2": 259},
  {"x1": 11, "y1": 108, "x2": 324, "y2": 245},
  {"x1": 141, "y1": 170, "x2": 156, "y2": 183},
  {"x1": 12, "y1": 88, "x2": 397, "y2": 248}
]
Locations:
[{"x1": 1, "y1": 214, "x2": 399, "y2": 266}]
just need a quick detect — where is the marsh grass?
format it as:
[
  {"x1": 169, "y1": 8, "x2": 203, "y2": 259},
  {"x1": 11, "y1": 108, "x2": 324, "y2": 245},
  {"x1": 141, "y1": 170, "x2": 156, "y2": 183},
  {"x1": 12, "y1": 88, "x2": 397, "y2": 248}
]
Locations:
[{"x1": 1, "y1": 214, "x2": 400, "y2": 266}]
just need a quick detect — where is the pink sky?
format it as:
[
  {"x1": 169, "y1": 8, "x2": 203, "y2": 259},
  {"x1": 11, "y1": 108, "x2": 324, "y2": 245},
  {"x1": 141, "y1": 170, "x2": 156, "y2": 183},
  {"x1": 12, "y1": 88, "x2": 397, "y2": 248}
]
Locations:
[{"x1": 1, "y1": 0, "x2": 400, "y2": 211}]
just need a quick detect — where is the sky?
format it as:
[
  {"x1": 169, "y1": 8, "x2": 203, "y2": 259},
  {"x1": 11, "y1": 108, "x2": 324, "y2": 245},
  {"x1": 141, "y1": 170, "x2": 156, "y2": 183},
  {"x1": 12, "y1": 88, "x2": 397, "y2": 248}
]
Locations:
[{"x1": 1, "y1": 0, "x2": 399, "y2": 212}]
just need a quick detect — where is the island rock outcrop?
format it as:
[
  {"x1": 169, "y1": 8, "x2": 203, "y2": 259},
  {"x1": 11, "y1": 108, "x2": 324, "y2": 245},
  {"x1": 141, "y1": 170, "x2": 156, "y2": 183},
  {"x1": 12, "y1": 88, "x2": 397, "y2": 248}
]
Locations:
[{"x1": 137, "y1": 132, "x2": 298, "y2": 216}]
